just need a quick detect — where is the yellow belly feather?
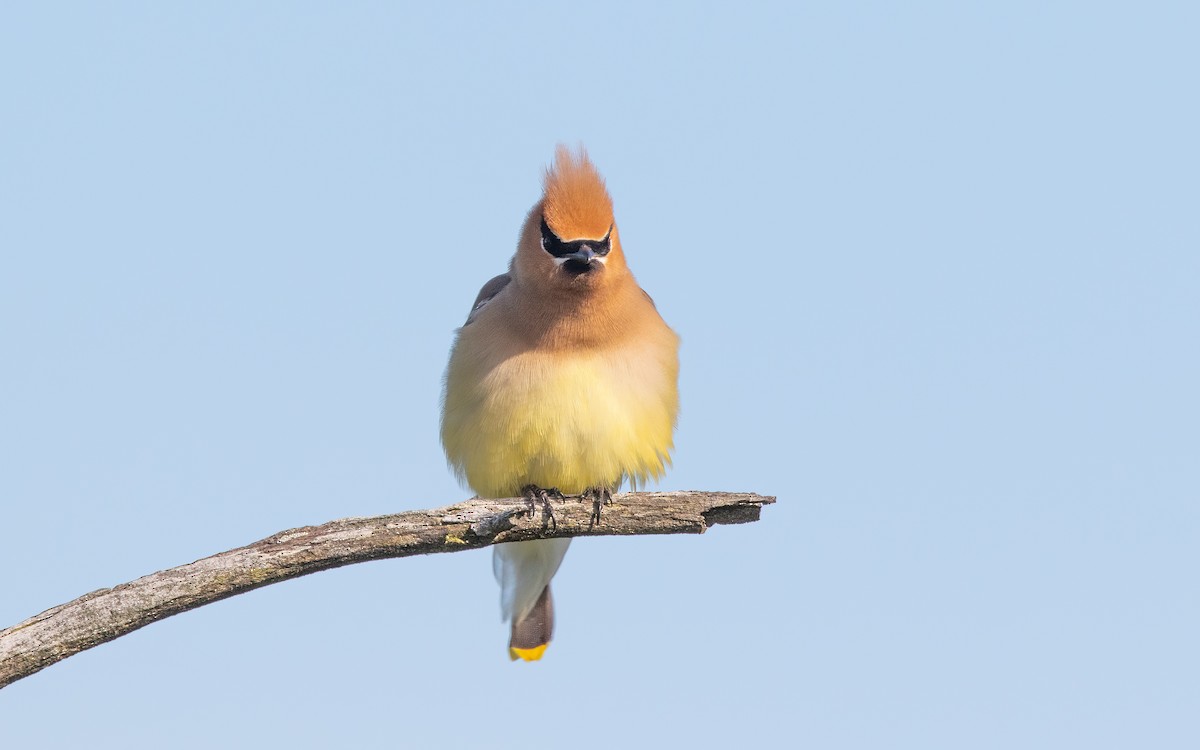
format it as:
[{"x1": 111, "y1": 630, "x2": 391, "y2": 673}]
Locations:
[{"x1": 442, "y1": 339, "x2": 678, "y2": 498}]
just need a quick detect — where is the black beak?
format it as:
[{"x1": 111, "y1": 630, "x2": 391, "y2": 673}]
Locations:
[
  {"x1": 564, "y1": 246, "x2": 598, "y2": 264},
  {"x1": 562, "y1": 245, "x2": 600, "y2": 274}
]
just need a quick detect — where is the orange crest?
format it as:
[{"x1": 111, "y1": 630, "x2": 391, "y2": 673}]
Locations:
[{"x1": 541, "y1": 146, "x2": 614, "y2": 240}]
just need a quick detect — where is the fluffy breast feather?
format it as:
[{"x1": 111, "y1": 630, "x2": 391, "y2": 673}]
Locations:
[{"x1": 441, "y1": 323, "x2": 679, "y2": 499}]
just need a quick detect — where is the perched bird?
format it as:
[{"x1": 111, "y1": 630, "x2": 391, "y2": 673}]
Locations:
[{"x1": 440, "y1": 146, "x2": 680, "y2": 661}]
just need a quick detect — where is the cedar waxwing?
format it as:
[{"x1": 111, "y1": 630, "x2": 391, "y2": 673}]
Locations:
[{"x1": 440, "y1": 146, "x2": 680, "y2": 661}]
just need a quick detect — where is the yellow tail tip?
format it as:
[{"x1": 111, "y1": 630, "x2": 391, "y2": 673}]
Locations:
[{"x1": 509, "y1": 644, "x2": 549, "y2": 662}]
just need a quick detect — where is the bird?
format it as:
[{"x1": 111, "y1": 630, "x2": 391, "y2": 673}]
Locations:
[{"x1": 440, "y1": 146, "x2": 680, "y2": 661}]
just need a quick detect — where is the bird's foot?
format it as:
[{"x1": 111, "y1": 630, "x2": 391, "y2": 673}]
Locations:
[
  {"x1": 581, "y1": 487, "x2": 613, "y2": 528},
  {"x1": 520, "y1": 485, "x2": 563, "y2": 531}
]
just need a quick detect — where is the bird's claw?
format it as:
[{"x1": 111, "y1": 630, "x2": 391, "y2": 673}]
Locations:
[
  {"x1": 521, "y1": 484, "x2": 562, "y2": 531},
  {"x1": 581, "y1": 487, "x2": 613, "y2": 528}
]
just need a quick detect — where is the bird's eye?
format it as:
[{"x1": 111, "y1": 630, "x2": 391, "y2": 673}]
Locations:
[
  {"x1": 593, "y1": 225, "x2": 613, "y2": 257},
  {"x1": 540, "y1": 218, "x2": 568, "y2": 257}
]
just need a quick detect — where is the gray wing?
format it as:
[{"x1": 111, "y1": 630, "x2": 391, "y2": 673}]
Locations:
[{"x1": 464, "y1": 273, "x2": 512, "y2": 325}]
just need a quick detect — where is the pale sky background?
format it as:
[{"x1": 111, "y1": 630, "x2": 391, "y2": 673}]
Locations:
[{"x1": 2, "y1": 3, "x2": 1197, "y2": 748}]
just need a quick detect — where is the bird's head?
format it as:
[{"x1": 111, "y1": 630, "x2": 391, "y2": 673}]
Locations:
[{"x1": 514, "y1": 146, "x2": 628, "y2": 291}]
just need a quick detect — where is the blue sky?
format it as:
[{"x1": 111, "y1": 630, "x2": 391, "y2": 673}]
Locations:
[{"x1": 2, "y1": 3, "x2": 1197, "y2": 748}]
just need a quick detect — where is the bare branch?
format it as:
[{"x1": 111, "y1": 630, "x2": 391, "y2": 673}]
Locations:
[{"x1": 0, "y1": 490, "x2": 774, "y2": 688}]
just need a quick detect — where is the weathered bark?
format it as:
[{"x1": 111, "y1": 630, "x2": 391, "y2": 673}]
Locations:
[{"x1": 0, "y1": 490, "x2": 773, "y2": 688}]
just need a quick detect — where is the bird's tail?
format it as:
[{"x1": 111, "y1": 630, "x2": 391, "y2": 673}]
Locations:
[
  {"x1": 493, "y1": 538, "x2": 571, "y2": 661},
  {"x1": 509, "y1": 584, "x2": 554, "y2": 661}
]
